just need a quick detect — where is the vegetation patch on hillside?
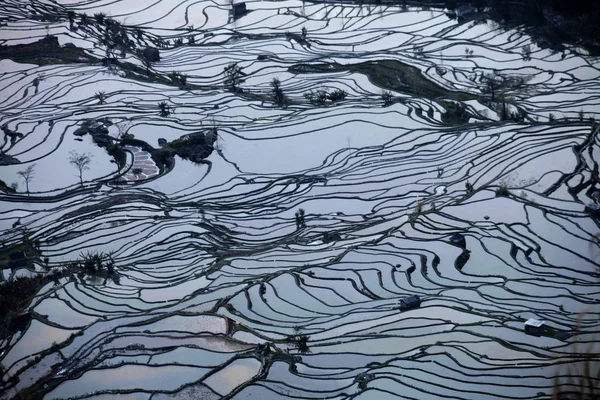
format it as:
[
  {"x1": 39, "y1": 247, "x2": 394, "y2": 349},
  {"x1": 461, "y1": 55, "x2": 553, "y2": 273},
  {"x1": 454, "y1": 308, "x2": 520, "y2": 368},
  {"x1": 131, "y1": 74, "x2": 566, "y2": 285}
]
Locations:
[
  {"x1": 289, "y1": 60, "x2": 477, "y2": 102},
  {"x1": 153, "y1": 129, "x2": 218, "y2": 167},
  {"x1": 0, "y1": 35, "x2": 97, "y2": 65}
]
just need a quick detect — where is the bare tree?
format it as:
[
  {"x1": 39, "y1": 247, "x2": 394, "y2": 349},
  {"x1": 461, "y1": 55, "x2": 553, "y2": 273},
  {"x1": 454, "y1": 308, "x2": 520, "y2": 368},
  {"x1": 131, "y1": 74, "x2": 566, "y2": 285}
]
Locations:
[
  {"x1": 481, "y1": 72, "x2": 504, "y2": 102},
  {"x1": 223, "y1": 63, "x2": 245, "y2": 92},
  {"x1": 17, "y1": 164, "x2": 36, "y2": 194},
  {"x1": 481, "y1": 71, "x2": 529, "y2": 103},
  {"x1": 116, "y1": 119, "x2": 132, "y2": 138},
  {"x1": 69, "y1": 151, "x2": 92, "y2": 184}
]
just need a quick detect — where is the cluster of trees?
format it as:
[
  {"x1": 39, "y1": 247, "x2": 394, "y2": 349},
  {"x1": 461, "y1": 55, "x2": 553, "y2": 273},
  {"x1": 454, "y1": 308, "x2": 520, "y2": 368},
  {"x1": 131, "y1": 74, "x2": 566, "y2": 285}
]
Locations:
[
  {"x1": 66, "y1": 10, "x2": 144, "y2": 60},
  {"x1": 223, "y1": 62, "x2": 290, "y2": 106},
  {"x1": 285, "y1": 326, "x2": 310, "y2": 353},
  {"x1": 479, "y1": 71, "x2": 531, "y2": 121},
  {"x1": 77, "y1": 251, "x2": 116, "y2": 274},
  {"x1": 304, "y1": 88, "x2": 347, "y2": 105},
  {"x1": 168, "y1": 71, "x2": 187, "y2": 88}
]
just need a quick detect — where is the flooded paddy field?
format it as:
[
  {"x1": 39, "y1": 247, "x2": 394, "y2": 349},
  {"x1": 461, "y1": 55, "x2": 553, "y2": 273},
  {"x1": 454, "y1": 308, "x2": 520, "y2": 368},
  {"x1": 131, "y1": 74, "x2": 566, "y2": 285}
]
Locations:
[{"x1": 0, "y1": 0, "x2": 599, "y2": 399}]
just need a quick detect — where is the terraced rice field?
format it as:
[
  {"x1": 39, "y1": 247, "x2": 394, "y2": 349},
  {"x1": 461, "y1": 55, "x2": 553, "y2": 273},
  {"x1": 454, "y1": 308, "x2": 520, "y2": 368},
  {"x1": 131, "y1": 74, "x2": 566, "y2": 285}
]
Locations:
[{"x1": 0, "y1": 0, "x2": 599, "y2": 399}]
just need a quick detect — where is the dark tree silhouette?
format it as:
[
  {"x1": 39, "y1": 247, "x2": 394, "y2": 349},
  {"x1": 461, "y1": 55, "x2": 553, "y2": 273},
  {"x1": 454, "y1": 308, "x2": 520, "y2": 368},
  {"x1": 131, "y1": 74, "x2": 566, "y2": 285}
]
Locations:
[
  {"x1": 17, "y1": 164, "x2": 36, "y2": 194},
  {"x1": 158, "y1": 101, "x2": 172, "y2": 117},
  {"x1": 223, "y1": 63, "x2": 245, "y2": 92},
  {"x1": 93, "y1": 12, "x2": 106, "y2": 25},
  {"x1": 271, "y1": 78, "x2": 287, "y2": 105},
  {"x1": 140, "y1": 47, "x2": 160, "y2": 75},
  {"x1": 95, "y1": 91, "x2": 106, "y2": 104}
]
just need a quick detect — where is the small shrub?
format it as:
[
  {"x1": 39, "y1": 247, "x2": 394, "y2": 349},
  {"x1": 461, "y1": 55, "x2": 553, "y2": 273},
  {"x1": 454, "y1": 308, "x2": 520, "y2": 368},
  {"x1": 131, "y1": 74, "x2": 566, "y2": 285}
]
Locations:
[
  {"x1": 303, "y1": 91, "x2": 314, "y2": 102},
  {"x1": 168, "y1": 71, "x2": 187, "y2": 87},
  {"x1": 271, "y1": 78, "x2": 288, "y2": 106},
  {"x1": 381, "y1": 90, "x2": 394, "y2": 106},
  {"x1": 315, "y1": 90, "x2": 328, "y2": 104},
  {"x1": 158, "y1": 101, "x2": 172, "y2": 117},
  {"x1": 286, "y1": 333, "x2": 311, "y2": 354},
  {"x1": 414, "y1": 200, "x2": 424, "y2": 214},
  {"x1": 94, "y1": 12, "x2": 106, "y2": 25},
  {"x1": 521, "y1": 44, "x2": 532, "y2": 61},
  {"x1": 95, "y1": 91, "x2": 106, "y2": 104},
  {"x1": 409, "y1": 200, "x2": 424, "y2": 222},
  {"x1": 465, "y1": 181, "x2": 473, "y2": 196},
  {"x1": 304, "y1": 89, "x2": 327, "y2": 105},
  {"x1": 355, "y1": 373, "x2": 374, "y2": 391},
  {"x1": 328, "y1": 89, "x2": 347, "y2": 102},
  {"x1": 549, "y1": 113, "x2": 556, "y2": 122},
  {"x1": 495, "y1": 183, "x2": 510, "y2": 197},
  {"x1": 223, "y1": 62, "x2": 245, "y2": 92},
  {"x1": 295, "y1": 208, "x2": 306, "y2": 228}
]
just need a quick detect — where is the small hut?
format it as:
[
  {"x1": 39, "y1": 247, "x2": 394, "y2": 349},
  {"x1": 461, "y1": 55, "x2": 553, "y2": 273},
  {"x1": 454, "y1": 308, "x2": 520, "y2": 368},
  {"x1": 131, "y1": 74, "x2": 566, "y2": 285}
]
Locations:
[
  {"x1": 524, "y1": 319, "x2": 545, "y2": 336},
  {"x1": 399, "y1": 295, "x2": 421, "y2": 311}
]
